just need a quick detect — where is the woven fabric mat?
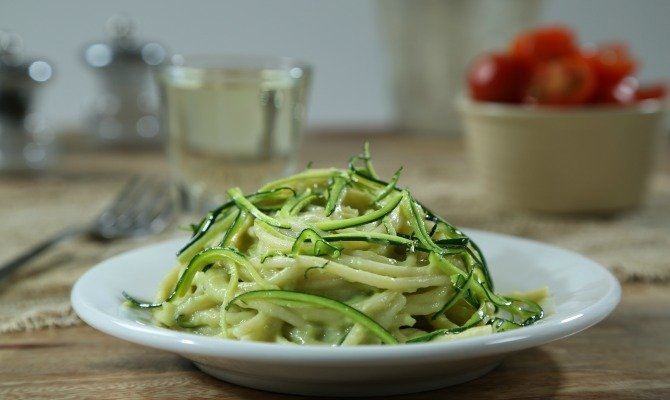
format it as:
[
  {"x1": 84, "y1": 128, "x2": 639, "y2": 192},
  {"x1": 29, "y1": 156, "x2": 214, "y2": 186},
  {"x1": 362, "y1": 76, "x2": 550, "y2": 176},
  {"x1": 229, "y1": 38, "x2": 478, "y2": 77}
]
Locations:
[{"x1": 1, "y1": 143, "x2": 669, "y2": 334}]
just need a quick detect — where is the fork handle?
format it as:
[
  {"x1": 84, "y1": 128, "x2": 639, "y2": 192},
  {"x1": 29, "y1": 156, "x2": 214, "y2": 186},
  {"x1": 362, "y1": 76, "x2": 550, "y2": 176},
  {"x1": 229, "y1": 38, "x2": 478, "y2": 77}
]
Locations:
[{"x1": 0, "y1": 227, "x2": 83, "y2": 281}]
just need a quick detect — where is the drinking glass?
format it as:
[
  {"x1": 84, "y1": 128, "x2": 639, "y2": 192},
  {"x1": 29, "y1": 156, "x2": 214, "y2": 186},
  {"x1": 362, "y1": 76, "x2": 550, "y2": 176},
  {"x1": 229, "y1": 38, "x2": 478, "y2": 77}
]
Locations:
[{"x1": 158, "y1": 55, "x2": 311, "y2": 214}]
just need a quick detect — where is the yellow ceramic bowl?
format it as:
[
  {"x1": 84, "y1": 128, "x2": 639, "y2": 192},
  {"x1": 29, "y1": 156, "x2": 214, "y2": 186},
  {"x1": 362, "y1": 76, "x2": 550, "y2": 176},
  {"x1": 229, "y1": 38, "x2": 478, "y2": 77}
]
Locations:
[{"x1": 458, "y1": 97, "x2": 667, "y2": 214}]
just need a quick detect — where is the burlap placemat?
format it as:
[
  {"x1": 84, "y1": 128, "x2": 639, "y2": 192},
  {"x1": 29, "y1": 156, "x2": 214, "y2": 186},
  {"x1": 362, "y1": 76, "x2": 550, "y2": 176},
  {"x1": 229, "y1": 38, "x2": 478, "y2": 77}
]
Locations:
[
  {"x1": 0, "y1": 234, "x2": 176, "y2": 333},
  {"x1": 1, "y1": 156, "x2": 669, "y2": 334}
]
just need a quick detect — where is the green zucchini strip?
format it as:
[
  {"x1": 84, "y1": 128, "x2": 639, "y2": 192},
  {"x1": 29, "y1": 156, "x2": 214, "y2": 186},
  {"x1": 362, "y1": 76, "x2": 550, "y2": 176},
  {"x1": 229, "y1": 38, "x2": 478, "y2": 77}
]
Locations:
[
  {"x1": 382, "y1": 216, "x2": 396, "y2": 235},
  {"x1": 174, "y1": 247, "x2": 273, "y2": 300},
  {"x1": 373, "y1": 167, "x2": 402, "y2": 204},
  {"x1": 322, "y1": 231, "x2": 423, "y2": 252},
  {"x1": 491, "y1": 317, "x2": 524, "y2": 332},
  {"x1": 403, "y1": 196, "x2": 493, "y2": 289},
  {"x1": 178, "y1": 204, "x2": 233, "y2": 255},
  {"x1": 178, "y1": 187, "x2": 294, "y2": 255},
  {"x1": 421, "y1": 203, "x2": 493, "y2": 289},
  {"x1": 499, "y1": 298, "x2": 544, "y2": 325},
  {"x1": 435, "y1": 237, "x2": 469, "y2": 247},
  {"x1": 316, "y1": 191, "x2": 402, "y2": 231},
  {"x1": 432, "y1": 271, "x2": 475, "y2": 320},
  {"x1": 402, "y1": 191, "x2": 448, "y2": 256},
  {"x1": 324, "y1": 175, "x2": 349, "y2": 216},
  {"x1": 178, "y1": 211, "x2": 238, "y2": 263},
  {"x1": 396, "y1": 234, "x2": 468, "y2": 250},
  {"x1": 429, "y1": 252, "x2": 468, "y2": 277},
  {"x1": 296, "y1": 231, "x2": 463, "y2": 255},
  {"x1": 278, "y1": 189, "x2": 310, "y2": 217},
  {"x1": 469, "y1": 241, "x2": 493, "y2": 291},
  {"x1": 429, "y1": 264, "x2": 542, "y2": 326},
  {"x1": 250, "y1": 187, "x2": 296, "y2": 207},
  {"x1": 227, "y1": 187, "x2": 290, "y2": 229},
  {"x1": 226, "y1": 290, "x2": 399, "y2": 345},
  {"x1": 362, "y1": 141, "x2": 378, "y2": 179},
  {"x1": 324, "y1": 231, "x2": 414, "y2": 246},
  {"x1": 122, "y1": 292, "x2": 162, "y2": 309},
  {"x1": 220, "y1": 210, "x2": 246, "y2": 247},
  {"x1": 292, "y1": 228, "x2": 342, "y2": 257},
  {"x1": 176, "y1": 315, "x2": 207, "y2": 329},
  {"x1": 260, "y1": 168, "x2": 338, "y2": 192},
  {"x1": 347, "y1": 142, "x2": 377, "y2": 179},
  {"x1": 409, "y1": 303, "x2": 488, "y2": 343},
  {"x1": 260, "y1": 251, "x2": 292, "y2": 263},
  {"x1": 349, "y1": 170, "x2": 387, "y2": 193},
  {"x1": 290, "y1": 193, "x2": 319, "y2": 215}
]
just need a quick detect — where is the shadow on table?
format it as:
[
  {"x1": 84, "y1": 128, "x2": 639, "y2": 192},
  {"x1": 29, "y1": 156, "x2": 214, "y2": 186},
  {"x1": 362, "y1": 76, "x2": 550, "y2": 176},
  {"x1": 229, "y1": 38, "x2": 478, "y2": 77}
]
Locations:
[{"x1": 188, "y1": 348, "x2": 562, "y2": 400}]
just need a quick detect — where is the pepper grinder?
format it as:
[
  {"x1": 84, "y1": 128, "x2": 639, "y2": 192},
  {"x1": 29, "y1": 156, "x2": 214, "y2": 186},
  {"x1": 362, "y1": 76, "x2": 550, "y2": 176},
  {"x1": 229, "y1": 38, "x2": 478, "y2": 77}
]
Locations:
[
  {"x1": 83, "y1": 15, "x2": 167, "y2": 147},
  {"x1": 0, "y1": 31, "x2": 55, "y2": 173}
]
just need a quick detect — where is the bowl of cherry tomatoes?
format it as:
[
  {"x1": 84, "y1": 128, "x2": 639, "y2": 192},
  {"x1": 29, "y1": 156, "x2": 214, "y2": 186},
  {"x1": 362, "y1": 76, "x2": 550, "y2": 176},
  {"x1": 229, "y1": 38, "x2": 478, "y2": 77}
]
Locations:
[{"x1": 458, "y1": 25, "x2": 667, "y2": 214}]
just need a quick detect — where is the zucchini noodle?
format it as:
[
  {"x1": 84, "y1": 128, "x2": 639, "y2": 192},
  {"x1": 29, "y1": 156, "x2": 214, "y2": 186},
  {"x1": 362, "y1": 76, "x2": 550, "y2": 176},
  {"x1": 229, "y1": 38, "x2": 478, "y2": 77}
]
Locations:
[{"x1": 124, "y1": 144, "x2": 546, "y2": 345}]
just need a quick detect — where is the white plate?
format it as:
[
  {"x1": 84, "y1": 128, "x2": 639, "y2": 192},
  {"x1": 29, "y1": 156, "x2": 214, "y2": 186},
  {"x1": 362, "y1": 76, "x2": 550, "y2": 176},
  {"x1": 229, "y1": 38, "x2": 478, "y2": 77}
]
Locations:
[{"x1": 71, "y1": 230, "x2": 620, "y2": 397}]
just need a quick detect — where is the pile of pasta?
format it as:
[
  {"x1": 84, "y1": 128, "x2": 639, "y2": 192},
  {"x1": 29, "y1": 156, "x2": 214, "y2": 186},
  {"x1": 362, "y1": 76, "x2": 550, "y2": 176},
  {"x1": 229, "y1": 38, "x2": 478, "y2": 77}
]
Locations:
[{"x1": 126, "y1": 145, "x2": 545, "y2": 345}]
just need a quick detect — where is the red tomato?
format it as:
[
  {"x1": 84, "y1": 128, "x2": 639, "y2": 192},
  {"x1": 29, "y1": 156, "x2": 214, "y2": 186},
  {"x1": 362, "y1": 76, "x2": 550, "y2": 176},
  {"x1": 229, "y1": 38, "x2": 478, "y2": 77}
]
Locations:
[
  {"x1": 583, "y1": 43, "x2": 637, "y2": 102},
  {"x1": 523, "y1": 56, "x2": 596, "y2": 105},
  {"x1": 597, "y1": 77, "x2": 638, "y2": 105},
  {"x1": 467, "y1": 53, "x2": 526, "y2": 103},
  {"x1": 584, "y1": 43, "x2": 637, "y2": 86},
  {"x1": 510, "y1": 25, "x2": 578, "y2": 67},
  {"x1": 635, "y1": 83, "x2": 667, "y2": 101}
]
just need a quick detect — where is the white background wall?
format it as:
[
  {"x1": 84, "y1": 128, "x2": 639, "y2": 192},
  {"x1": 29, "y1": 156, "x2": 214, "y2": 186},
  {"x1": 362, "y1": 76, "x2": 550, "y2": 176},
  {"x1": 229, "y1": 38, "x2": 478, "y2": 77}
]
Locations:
[{"x1": 1, "y1": 0, "x2": 668, "y2": 132}]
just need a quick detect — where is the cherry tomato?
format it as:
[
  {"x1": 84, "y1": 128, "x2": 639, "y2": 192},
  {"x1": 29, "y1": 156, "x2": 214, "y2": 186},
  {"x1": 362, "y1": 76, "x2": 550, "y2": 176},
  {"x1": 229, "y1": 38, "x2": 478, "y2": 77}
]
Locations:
[
  {"x1": 596, "y1": 77, "x2": 638, "y2": 105},
  {"x1": 467, "y1": 52, "x2": 526, "y2": 102},
  {"x1": 510, "y1": 25, "x2": 578, "y2": 67},
  {"x1": 583, "y1": 43, "x2": 637, "y2": 102},
  {"x1": 523, "y1": 56, "x2": 596, "y2": 105},
  {"x1": 584, "y1": 43, "x2": 637, "y2": 86},
  {"x1": 635, "y1": 83, "x2": 666, "y2": 101}
]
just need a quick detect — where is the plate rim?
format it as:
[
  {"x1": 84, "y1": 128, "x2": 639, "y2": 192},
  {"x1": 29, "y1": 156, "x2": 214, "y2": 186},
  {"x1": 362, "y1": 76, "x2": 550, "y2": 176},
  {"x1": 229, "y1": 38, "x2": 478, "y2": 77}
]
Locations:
[{"x1": 71, "y1": 229, "x2": 621, "y2": 363}]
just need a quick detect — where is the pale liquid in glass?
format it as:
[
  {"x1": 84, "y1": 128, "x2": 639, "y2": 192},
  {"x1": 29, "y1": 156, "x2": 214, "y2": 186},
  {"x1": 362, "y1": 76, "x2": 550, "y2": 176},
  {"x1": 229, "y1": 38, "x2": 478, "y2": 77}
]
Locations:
[{"x1": 165, "y1": 69, "x2": 304, "y2": 212}]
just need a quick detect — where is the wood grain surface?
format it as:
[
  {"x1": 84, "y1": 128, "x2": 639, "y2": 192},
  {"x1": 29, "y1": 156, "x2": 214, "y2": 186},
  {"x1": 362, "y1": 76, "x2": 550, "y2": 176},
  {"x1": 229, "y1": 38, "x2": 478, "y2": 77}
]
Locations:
[{"x1": 1, "y1": 134, "x2": 669, "y2": 399}]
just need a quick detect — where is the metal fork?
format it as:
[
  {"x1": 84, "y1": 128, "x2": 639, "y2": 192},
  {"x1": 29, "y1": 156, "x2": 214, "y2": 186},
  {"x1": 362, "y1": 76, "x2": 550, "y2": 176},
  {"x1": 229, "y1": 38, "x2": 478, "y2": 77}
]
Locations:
[{"x1": 0, "y1": 176, "x2": 174, "y2": 281}]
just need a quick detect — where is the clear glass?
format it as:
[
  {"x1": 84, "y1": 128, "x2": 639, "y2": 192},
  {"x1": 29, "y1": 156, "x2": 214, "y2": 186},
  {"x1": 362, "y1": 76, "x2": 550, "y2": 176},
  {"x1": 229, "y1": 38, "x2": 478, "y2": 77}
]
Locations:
[{"x1": 159, "y1": 55, "x2": 311, "y2": 214}]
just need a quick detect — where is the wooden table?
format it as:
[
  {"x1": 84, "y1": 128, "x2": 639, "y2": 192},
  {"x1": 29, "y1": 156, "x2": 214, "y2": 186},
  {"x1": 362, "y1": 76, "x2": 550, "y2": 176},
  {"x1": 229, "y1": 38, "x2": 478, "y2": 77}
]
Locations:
[{"x1": 1, "y1": 134, "x2": 669, "y2": 399}]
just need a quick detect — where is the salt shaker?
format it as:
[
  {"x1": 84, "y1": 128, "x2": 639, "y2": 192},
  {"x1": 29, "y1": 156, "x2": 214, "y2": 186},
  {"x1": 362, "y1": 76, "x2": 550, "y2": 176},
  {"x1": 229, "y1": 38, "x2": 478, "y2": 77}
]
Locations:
[
  {"x1": 0, "y1": 31, "x2": 55, "y2": 173},
  {"x1": 83, "y1": 15, "x2": 167, "y2": 147}
]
